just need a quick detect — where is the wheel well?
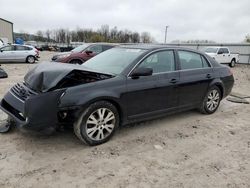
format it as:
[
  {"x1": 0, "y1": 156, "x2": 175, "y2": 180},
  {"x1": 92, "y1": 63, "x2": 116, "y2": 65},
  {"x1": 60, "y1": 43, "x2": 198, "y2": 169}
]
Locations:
[
  {"x1": 232, "y1": 58, "x2": 236, "y2": 62},
  {"x1": 69, "y1": 59, "x2": 83, "y2": 64},
  {"x1": 26, "y1": 55, "x2": 35, "y2": 62},
  {"x1": 214, "y1": 84, "x2": 224, "y2": 97},
  {"x1": 103, "y1": 99, "x2": 123, "y2": 124}
]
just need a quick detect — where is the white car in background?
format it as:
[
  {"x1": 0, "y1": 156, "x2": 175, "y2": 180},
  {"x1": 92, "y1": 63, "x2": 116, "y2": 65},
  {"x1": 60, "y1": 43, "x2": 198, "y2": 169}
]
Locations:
[
  {"x1": 205, "y1": 47, "x2": 239, "y2": 67},
  {"x1": 0, "y1": 44, "x2": 39, "y2": 64}
]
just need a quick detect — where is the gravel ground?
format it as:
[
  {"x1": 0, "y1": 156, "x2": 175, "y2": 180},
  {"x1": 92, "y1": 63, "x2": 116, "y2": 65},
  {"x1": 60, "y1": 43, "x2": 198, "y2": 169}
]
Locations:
[{"x1": 0, "y1": 51, "x2": 249, "y2": 188}]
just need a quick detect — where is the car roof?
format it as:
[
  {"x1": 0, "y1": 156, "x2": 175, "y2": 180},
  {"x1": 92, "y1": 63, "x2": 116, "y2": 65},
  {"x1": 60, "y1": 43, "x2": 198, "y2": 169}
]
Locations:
[{"x1": 119, "y1": 44, "x2": 200, "y2": 52}]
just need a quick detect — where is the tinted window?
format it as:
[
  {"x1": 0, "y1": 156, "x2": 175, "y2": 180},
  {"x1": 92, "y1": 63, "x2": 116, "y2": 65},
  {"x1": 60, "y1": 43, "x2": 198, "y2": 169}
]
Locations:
[
  {"x1": 102, "y1": 45, "x2": 114, "y2": 51},
  {"x1": 138, "y1": 50, "x2": 175, "y2": 73},
  {"x1": 16, "y1": 46, "x2": 32, "y2": 51},
  {"x1": 218, "y1": 48, "x2": 224, "y2": 54},
  {"x1": 178, "y1": 51, "x2": 204, "y2": 70},
  {"x1": 87, "y1": 45, "x2": 102, "y2": 54},
  {"x1": 222, "y1": 48, "x2": 229, "y2": 54}
]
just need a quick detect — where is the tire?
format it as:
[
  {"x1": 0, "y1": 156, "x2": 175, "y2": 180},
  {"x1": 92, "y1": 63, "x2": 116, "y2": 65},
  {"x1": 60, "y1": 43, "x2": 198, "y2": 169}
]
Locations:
[
  {"x1": 26, "y1": 56, "x2": 36, "y2": 64},
  {"x1": 0, "y1": 117, "x2": 15, "y2": 133},
  {"x1": 199, "y1": 86, "x2": 222, "y2": 114},
  {"x1": 74, "y1": 101, "x2": 119, "y2": 146},
  {"x1": 229, "y1": 59, "x2": 236, "y2": 67},
  {"x1": 69, "y1": 59, "x2": 83, "y2": 64}
]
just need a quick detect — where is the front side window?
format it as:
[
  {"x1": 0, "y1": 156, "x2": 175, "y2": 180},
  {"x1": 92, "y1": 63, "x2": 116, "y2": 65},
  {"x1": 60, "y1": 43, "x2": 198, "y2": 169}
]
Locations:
[
  {"x1": 87, "y1": 45, "x2": 102, "y2": 54},
  {"x1": 178, "y1": 51, "x2": 206, "y2": 70},
  {"x1": 222, "y1": 48, "x2": 229, "y2": 54},
  {"x1": 137, "y1": 50, "x2": 175, "y2": 73},
  {"x1": 218, "y1": 48, "x2": 224, "y2": 54},
  {"x1": 1, "y1": 46, "x2": 14, "y2": 51}
]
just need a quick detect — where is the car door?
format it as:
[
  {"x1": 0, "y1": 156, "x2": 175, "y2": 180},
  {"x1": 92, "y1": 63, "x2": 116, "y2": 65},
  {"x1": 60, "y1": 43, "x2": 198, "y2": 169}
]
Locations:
[
  {"x1": 222, "y1": 48, "x2": 230, "y2": 63},
  {"x1": 216, "y1": 48, "x2": 224, "y2": 63},
  {"x1": 177, "y1": 50, "x2": 213, "y2": 108},
  {"x1": 0, "y1": 45, "x2": 15, "y2": 62},
  {"x1": 15, "y1": 45, "x2": 29, "y2": 62},
  {"x1": 124, "y1": 50, "x2": 179, "y2": 119}
]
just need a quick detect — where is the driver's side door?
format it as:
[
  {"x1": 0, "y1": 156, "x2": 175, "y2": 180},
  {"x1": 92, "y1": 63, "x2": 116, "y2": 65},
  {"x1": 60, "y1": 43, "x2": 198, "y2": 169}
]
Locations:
[
  {"x1": 124, "y1": 50, "x2": 178, "y2": 119},
  {"x1": 0, "y1": 45, "x2": 15, "y2": 62}
]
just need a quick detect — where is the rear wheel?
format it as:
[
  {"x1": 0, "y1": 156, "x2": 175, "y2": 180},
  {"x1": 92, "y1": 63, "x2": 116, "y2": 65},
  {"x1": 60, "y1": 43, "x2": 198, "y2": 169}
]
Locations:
[
  {"x1": 229, "y1": 59, "x2": 236, "y2": 67},
  {"x1": 200, "y1": 86, "x2": 222, "y2": 114},
  {"x1": 26, "y1": 55, "x2": 36, "y2": 64},
  {"x1": 74, "y1": 101, "x2": 119, "y2": 146}
]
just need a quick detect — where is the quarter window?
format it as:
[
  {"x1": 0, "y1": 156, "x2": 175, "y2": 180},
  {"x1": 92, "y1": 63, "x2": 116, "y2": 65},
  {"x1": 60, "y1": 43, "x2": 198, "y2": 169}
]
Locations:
[
  {"x1": 178, "y1": 51, "x2": 208, "y2": 70},
  {"x1": 137, "y1": 50, "x2": 175, "y2": 73}
]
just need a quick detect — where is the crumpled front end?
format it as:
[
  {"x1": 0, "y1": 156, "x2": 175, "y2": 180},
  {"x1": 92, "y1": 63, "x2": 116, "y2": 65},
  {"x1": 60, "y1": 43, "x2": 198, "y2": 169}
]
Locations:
[{"x1": 0, "y1": 83, "x2": 65, "y2": 131}]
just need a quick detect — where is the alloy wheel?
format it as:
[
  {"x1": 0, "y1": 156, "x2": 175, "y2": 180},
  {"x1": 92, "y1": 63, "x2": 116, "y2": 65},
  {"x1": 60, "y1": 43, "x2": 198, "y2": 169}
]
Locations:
[
  {"x1": 85, "y1": 108, "x2": 116, "y2": 141},
  {"x1": 206, "y1": 89, "x2": 220, "y2": 111}
]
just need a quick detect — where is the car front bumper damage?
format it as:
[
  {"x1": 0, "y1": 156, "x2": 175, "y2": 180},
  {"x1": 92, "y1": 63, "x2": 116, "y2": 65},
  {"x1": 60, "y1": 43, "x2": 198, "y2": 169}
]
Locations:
[{"x1": 0, "y1": 83, "x2": 67, "y2": 131}]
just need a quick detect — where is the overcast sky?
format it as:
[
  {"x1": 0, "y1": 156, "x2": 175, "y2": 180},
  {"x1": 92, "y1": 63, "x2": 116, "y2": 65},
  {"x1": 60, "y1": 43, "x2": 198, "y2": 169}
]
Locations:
[{"x1": 1, "y1": 0, "x2": 250, "y2": 43}]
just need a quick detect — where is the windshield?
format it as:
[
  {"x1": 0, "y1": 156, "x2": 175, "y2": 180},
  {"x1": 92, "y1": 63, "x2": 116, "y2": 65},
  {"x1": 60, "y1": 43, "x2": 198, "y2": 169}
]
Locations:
[
  {"x1": 71, "y1": 44, "x2": 90, "y2": 53},
  {"x1": 205, "y1": 48, "x2": 218, "y2": 53},
  {"x1": 83, "y1": 48, "x2": 146, "y2": 74}
]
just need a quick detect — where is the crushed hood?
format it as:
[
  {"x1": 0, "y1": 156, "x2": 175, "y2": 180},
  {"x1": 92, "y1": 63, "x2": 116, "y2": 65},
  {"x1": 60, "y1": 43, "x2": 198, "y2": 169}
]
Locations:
[{"x1": 24, "y1": 62, "x2": 111, "y2": 92}]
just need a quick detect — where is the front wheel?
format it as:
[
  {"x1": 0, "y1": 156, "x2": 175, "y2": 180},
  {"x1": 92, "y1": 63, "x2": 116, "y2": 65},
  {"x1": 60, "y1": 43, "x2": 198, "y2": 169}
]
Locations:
[
  {"x1": 74, "y1": 101, "x2": 119, "y2": 146},
  {"x1": 199, "y1": 86, "x2": 222, "y2": 114},
  {"x1": 229, "y1": 59, "x2": 236, "y2": 67}
]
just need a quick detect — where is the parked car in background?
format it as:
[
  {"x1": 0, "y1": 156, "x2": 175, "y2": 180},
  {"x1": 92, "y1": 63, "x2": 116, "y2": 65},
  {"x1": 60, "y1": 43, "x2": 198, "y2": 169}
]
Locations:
[
  {"x1": 51, "y1": 43, "x2": 117, "y2": 64},
  {"x1": 0, "y1": 44, "x2": 39, "y2": 64},
  {"x1": 0, "y1": 45, "x2": 234, "y2": 145},
  {"x1": 205, "y1": 47, "x2": 239, "y2": 67},
  {"x1": 0, "y1": 66, "x2": 8, "y2": 78}
]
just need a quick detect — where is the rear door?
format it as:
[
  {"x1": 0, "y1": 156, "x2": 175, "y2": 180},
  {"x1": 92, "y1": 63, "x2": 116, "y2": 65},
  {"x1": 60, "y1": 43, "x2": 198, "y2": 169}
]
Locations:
[
  {"x1": 177, "y1": 50, "x2": 213, "y2": 108},
  {"x1": 15, "y1": 45, "x2": 30, "y2": 61}
]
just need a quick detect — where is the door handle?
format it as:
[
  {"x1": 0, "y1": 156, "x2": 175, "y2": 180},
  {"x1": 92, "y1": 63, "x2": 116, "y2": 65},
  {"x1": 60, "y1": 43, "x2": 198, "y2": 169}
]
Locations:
[
  {"x1": 206, "y1": 74, "x2": 211, "y2": 79},
  {"x1": 170, "y1": 78, "x2": 178, "y2": 84}
]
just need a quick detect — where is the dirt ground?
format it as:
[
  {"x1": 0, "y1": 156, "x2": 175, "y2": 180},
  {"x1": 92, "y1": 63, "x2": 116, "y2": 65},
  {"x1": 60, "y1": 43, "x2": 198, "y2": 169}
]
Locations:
[{"x1": 0, "y1": 51, "x2": 249, "y2": 188}]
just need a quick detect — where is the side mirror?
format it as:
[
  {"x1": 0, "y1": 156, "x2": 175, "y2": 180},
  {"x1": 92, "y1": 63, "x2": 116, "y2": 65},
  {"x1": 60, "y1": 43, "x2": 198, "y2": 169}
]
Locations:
[
  {"x1": 85, "y1": 50, "x2": 93, "y2": 55},
  {"x1": 130, "y1": 67, "x2": 153, "y2": 78},
  {"x1": 217, "y1": 51, "x2": 223, "y2": 55}
]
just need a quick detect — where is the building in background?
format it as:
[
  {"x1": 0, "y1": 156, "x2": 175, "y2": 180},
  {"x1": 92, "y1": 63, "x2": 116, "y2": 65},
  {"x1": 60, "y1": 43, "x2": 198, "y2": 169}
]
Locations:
[{"x1": 0, "y1": 18, "x2": 13, "y2": 44}]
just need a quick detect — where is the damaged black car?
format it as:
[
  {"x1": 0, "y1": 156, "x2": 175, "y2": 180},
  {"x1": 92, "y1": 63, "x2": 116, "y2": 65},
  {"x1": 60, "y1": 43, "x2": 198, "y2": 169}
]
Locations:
[
  {"x1": 0, "y1": 66, "x2": 8, "y2": 79},
  {"x1": 0, "y1": 45, "x2": 234, "y2": 145}
]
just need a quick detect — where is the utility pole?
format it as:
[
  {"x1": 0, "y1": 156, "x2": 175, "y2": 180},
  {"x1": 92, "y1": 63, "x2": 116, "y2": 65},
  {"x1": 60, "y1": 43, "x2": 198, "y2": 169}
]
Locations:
[{"x1": 164, "y1": 26, "x2": 169, "y2": 43}]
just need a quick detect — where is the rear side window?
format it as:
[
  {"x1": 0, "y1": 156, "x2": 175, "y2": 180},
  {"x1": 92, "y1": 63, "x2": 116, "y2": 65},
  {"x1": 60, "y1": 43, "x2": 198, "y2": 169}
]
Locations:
[
  {"x1": 178, "y1": 51, "x2": 209, "y2": 70},
  {"x1": 102, "y1": 45, "x2": 114, "y2": 51},
  {"x1": 15, "y1": 46, "x2": 32, "y2": 51},
  {"x1": 138, "y1": 50, "x2": 175, "y2": 73}
]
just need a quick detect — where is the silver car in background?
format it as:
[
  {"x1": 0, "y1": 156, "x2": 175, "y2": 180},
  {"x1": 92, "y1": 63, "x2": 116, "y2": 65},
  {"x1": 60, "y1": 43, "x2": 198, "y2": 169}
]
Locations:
[{"x1": 0, "y1": 44, "x2": 39, "y2": 64}]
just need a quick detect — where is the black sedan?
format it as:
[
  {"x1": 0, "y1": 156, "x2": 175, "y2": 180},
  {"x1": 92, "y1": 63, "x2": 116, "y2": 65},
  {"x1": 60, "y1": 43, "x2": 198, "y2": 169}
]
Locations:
[{"x1": 0, "y1": 45, "x2": 234, "y2": 145}]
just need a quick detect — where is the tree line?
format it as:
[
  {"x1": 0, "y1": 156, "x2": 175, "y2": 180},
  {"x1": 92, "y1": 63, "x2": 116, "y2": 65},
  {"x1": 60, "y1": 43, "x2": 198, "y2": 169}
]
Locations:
[{"x1": 15, "y1": 25, "x2": 154, "y2": 44}]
